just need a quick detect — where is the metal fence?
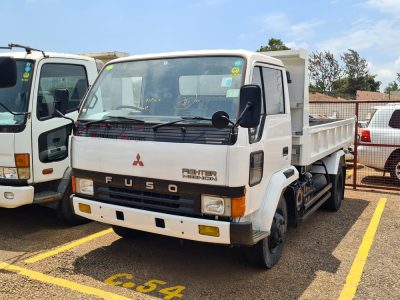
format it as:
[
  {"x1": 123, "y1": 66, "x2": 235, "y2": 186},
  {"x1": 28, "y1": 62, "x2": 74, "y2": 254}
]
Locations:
[{"x1": 310, "y1": 100, "x2": 400, "y2": 191}]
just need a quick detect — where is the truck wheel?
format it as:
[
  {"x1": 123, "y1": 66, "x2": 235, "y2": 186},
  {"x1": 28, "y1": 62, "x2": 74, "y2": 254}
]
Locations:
[
  {"x1": 112, "y1": 225, "x2": 143, "y2": 239},
  {"x1": 247, "y1": 196, "x2": 287, "y2": 269},
  {"x1": 324, "y1": 165, "x2": 345, "y2": 211},
  {"x1": 57, "y1": 184, "x2": 89, "y2": 226}
]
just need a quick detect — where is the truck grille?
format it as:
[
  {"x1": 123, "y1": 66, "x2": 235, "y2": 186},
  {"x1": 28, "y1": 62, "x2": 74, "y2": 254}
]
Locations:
[{"x1": 95, "y1": 185, "x2": 200, "y2": 216}]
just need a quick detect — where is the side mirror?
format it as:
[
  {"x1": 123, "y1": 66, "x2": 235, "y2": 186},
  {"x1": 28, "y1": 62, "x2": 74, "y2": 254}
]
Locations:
[
  {"x1": 211, "y1": 111, "x2": 230, "y2": 129},
  {"x1": 53, "y1": 88, "x2": 69, "y2": 116},
  {"x1": 0, "y1": 57, "x2": 17, "y2": 88},
  {"x1": 238, "y1": 85, "x2": 262, "y2": 128}
]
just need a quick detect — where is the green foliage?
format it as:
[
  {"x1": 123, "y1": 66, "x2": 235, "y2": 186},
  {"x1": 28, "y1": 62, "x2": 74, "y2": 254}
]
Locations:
[
  {"x1": 257, "y1": 40, "x2": 382, "y2": 98},
  {"x1": 308, "y1": 49, "x2": 380, "y2": 98},
  {"x1": 366, "y1": 75, "x2": 381, "y2": 92},
  {"x1": 309, "y1": 51, "x2": 342, "y2": 93},
  {"x1": 384, "y1": 81, "x2": 399, "y2": 94},
  {"x1": 257, "y1": 38, "x2": 290, "y2": 52},
  {"x1": 341, "y1": 49, "x2": 371, "y2": 97}
]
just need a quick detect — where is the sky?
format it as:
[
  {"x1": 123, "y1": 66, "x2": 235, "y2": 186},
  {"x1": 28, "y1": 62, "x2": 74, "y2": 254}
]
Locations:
[{"x1": 1, "y1": 0, "x2": 399, "y2": 90}]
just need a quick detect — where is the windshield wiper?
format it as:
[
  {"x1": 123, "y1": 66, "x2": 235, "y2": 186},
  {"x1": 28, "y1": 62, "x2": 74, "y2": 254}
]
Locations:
[
  {"x1": 152, "y1": 116, "x2": 212, "y2": 131},
  {"x1": 83, "y1": 116, "x2": 145, "y2": 127},
  {"x1": 0, "y1": 101, "x2": 26, "y2": 116}
]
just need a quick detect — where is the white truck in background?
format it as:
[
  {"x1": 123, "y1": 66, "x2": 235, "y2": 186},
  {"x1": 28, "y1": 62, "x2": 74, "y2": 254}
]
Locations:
[
  {"x1": 0, "y1": 44, "x2": 98, "y2": 224},
  {"x1": 70, "y1": 49, "x2": 354, "y2": 267}
]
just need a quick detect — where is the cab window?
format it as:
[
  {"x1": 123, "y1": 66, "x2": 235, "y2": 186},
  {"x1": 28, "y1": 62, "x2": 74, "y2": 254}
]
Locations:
[
  {"x1": 249, "y1": 66, "x2": 266, "y2": 143},
  {"x1": 37, "y1": 64, "x2": 88, "y2": 120},
  {"x1": 262, "y1": 67, "x2": 285, "y2": 114}
]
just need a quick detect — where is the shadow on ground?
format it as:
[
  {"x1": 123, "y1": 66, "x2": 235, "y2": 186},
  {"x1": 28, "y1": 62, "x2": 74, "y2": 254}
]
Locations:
[
  {"x1": 0, "y1": 205, "x2": 106, "y2": 262},
  {"x1": 361, "y1": 176, "x2": 400, "y2": 189},
  {"x1": 72, "y1": 197, "x2": 369, "y2": 299}
]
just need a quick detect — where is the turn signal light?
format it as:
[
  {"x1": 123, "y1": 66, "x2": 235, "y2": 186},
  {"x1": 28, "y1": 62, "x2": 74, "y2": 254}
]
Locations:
[
  {"x1": 198, "y1": 225, "x2": 220, "y2": 237},
  {"x1": 361, "y1": 130, "x2": 371, "y2": 142},
  {"x1": 15, "y1": 154, "x2": 30, "y2": 168},
  {"x1": 71, "y1": 176, "x2": 76, "y2": 193},
  {"x1": 231, "y1": 196, "x2": 246, "y2": 217},
  {"x1": 78, "y1": 203, "x2": 91, "y2": 214}
]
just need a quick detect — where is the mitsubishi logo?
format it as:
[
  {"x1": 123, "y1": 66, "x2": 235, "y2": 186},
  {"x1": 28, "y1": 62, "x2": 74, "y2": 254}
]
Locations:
[{"x1": 132, "y1": 153, "x2": 144, "y2": 166}]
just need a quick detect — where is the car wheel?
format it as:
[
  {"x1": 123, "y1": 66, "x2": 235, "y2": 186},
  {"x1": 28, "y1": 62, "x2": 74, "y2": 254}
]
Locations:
[
  {"x1": 389, "y1": 157, "x2": 400, "y2": 182},
  {"x1": 246, "y1": 196, "x2": 287, "y2": 269}
]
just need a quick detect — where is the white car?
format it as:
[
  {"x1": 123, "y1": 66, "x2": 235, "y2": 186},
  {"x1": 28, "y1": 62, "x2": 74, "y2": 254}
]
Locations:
[{"x1": 358, "y1": 105, "x2": 400, "y2": 182}]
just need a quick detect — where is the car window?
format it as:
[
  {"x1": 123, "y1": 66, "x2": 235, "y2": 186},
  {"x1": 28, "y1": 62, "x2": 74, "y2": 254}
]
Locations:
[{"x1": 389, "y1": 110, "x2": 400, "y2": 129}]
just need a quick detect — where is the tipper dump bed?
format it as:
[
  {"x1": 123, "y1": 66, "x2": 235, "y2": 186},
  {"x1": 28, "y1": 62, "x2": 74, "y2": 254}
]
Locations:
[{"x1": 263, "y1": 50, "x2": 355, "y2": 166}]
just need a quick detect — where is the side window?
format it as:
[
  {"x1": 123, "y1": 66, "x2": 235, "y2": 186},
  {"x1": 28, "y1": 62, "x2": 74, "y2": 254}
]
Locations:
[
  {"x1": 389, "y1": 110, "x2": 400, "y2": 129},
  {"x1": 38, "y1": 125, "x2": 72, "y2": 163},
  {"x1": 37, "y1": 64, "x2": 88, "y2": 120},
  {"x1": 249, "y1": 67, "x2": 265, "y2": 143},
  {"x1": 262, "y1": 67, "x2": 285, "y2": 114}
]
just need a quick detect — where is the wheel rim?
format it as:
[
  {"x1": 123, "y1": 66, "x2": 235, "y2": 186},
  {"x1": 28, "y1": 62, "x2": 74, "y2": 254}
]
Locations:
[
  {"x1": 395, "y1": 162, "x2": 400, "y2": 180},
  {"x1": 269, "y1": 212, "x2": 286, "y2": 253}
]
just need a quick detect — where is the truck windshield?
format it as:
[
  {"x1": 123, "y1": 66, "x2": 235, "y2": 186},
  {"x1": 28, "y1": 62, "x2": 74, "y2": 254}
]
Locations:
[
  {"x1": 0, "y1": 60, "x2": 33, "y2": 125},
  {"x1": 79, "y1": 56, "x2": 244, "y2": 123}
]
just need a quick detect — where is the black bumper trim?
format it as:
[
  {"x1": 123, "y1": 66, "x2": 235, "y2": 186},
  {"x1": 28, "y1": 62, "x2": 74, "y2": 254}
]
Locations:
[{"x1": 230, "y1": 222, "x2": 254, "y2": 246}]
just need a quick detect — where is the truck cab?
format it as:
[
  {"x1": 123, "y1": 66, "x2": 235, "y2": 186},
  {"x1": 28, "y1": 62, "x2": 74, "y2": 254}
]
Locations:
[
  {"x1": 71, "y1": 50, "x2": 354, "y2": 267},
  {"x1": 0, "y1": 47, "x2": 98, "y2": 223}
]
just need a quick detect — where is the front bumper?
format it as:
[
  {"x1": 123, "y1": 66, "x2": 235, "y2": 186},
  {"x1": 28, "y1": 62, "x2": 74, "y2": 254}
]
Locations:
[
  {"x1": 0, "y1": 185, "x2": 34, "y2": 208},
  {"x1": 73, "y1": 196, "x2": 263, "y2": 246}
]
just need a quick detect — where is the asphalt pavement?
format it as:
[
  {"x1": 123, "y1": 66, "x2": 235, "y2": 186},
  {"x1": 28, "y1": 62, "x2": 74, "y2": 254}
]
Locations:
[{"x1": 0, "y1": 189, "x2": 398, "y2": 299}]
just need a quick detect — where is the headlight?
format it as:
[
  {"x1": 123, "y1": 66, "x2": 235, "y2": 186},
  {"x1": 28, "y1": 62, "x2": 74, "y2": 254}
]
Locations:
[
  {"x1": 201, "y1": 195, "x2": 231, "y2": 216},
  {"x1": 75, "y1": 178, "x2": 94, "y2": 196},
  {"x1": 17, "y1": 168, "x2": 30, "y2": 179},
  {"x1": 0, "y1": 154, "x2": 31, "y2": 180},
  {"x1": 1, "y1": 167, "x2": 18, "y2": 179}
]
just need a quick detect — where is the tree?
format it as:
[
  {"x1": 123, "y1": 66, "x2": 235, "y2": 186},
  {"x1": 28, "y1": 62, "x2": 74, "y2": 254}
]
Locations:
[
  {"x1": 257, "y1": 38, "x2": 290, "y2": 52},
  {"x1": 341, "y1": 49, "x2": 370, "y2": 97},
  {"x1": 366, "y1": 75, "x2": 381, "y2": 92},
  {"x1": 309, "y1": 51, "x2": 342, "y2": 94},
  {"x1": 384, "y1": 81, "x2": 399, "y2": 94}
]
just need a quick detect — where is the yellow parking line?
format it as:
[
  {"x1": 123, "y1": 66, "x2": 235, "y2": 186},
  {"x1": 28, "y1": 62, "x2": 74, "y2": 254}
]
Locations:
[
  {"x1": 0, "y1": 261, "x2": 132, "y2": 299},
  {"x1": 24, "y1": 228, "x2": 113, "y2": 264},
  {"x1": 338, "y1": 197, "x2": 387, "y2": 300}
]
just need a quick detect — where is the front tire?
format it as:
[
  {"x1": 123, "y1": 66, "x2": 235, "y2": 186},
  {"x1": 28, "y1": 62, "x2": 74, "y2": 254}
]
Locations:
[
  {"x1": 247, "y1": 196, "x2": 287, "y2": 269},
  {"x1": 57, "y1": 184, "x2": 89, "y2": 225}
]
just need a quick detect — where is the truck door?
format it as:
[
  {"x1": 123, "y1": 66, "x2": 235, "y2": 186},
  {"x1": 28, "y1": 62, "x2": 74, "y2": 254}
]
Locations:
[
  {"x1": 31, "y1": 59, "x2": 90, "y2": 184},
  {"x1": 249, "y1": 65, "x2": 291, "y2": 185}
]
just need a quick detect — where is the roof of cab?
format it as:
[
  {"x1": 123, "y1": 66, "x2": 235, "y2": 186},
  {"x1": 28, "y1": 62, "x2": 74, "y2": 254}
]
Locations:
[
  {"x1": 109, "y1": 49, "x2": 284, "y2": 67},
  {"x1": 0, "y1": 51, "x2": 95, "y2": 62}
]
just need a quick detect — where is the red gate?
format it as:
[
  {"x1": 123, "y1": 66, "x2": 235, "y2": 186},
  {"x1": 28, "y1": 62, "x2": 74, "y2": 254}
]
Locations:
[{"x1": 310, "y1": 100, "x2": 400, "y2": 191}]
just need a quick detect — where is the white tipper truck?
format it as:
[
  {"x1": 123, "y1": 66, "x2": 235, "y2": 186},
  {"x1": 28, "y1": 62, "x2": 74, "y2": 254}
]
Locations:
[
  {"x1": 0, "y1": 44, "x2": 98, "y2": 224},
  {"x1": 71, "y1": 49, "x2": 355, "y2": 267}
]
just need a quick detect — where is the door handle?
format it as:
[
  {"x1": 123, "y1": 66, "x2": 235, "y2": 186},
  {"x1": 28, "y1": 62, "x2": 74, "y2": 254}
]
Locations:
[{"x1": 283, "y1": 146, "x2": 289, "y2": 156}]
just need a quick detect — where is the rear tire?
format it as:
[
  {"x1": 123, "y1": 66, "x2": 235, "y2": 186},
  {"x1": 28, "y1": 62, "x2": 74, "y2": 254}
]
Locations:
[
  {"x1": 324, "y1": 163, "x2": 345, "y2": 211},
  {"x1": 112, "y1": 225, "x2": 143, "y2": 239},
  {"x1": 57, "y1": 183, "x2": 89, "y2": 226},
  {"x1": 246, "y1": 196, "x2": 287, "y2": 269}
]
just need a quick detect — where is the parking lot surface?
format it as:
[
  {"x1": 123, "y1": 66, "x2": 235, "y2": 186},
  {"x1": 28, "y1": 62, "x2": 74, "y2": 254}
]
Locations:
[{"x1": 0, "y1": 189, "x2": 398, "y2": 299}]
